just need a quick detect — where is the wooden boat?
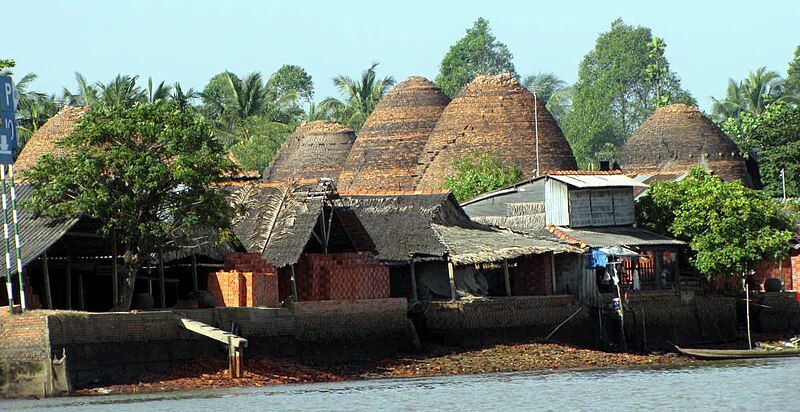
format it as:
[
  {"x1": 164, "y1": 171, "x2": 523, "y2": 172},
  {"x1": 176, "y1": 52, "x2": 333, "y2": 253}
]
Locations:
[{"x1": 677, "y1": 346, "x2": 800, "y2": 360}]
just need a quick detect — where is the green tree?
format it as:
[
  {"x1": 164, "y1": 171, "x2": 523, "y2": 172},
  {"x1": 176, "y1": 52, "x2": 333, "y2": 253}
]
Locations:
[
  {"x1": 229, "y1": 117, "x2": 293, "y2": 172},
  {"x1": 435, "y1": 18, "x2": 516, "y2": 98},
  {"x1": 0, "y1": 71, "x2": 62, "y2": 150},
  {"x1": 562, "y1": 19, "x2": 694, "y2": 167},
  {"x1": 645, "y1": 37, "x2": 670, "y2": 107},
  {"x1": 711, "y1": 67, "x2": 799, "y2": 123},
  {"x1": 0, "y1": 59, "x2": 14, "y2": 70},
  {"x1": 24, "y1": 102, "x2": 236, "y2": 310},
  {"x1": 443, "y1": 152, "x2": 522, "y2": 202},
  {"x1": 787, "y1": 45, "x2": 800, "y2": 93},
  {"x1": 322, "y1": 62, "x2": 395, "y2": 131},
  {"x1": 637, "y1": 168, "x2": 794, "y2": 280},
  {"x1": 722, "y1": 102, "x2": 800, "y2": 197},
  {"x1": 521, "y1": 72, "x2": 573, "y2": 120}
]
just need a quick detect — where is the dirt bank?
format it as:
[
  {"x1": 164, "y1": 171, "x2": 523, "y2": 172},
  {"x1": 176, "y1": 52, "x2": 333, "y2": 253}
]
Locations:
[{"x1": 76, "y1": 342, "x2": 697, "y2": 396}]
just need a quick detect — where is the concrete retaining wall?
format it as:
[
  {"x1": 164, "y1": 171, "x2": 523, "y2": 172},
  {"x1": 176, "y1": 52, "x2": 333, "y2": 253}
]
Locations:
[{"x1": 1, "y1": 298, "x2": 410, "y2": 397}]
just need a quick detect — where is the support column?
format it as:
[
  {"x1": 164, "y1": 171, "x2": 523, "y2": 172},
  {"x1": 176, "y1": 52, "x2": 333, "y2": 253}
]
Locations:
[
  {"x1": 111, "y1": 231, "x2": 118, "y2": 305},
  {"x1": 290, "y1": 264, "x2": 298, "y2": 303},
  {"x1": 42, "y1": 252, "x2": 52, "y2": 309},
  {"x1": 409, "y1": 258, "x2": 418, "y2": 302},
  {"x1": 158, "y1": 251, "x2": 166, "y2": 308},
  {"x1": 550, "y1": 252, "x2": 557, "y2": 294},
  {"x1": 447, "y1": 259, "x2": 457, "y2": 301},
  {"x1": 191, "y1": 252, "x2": 199, "y2": 292},
  {"x1": 65, "y1": 254, "x2": 72, "y2": 310},
  {"x1": 503, "y1": 259, "x2": 511, "y2": 297},
  {"x1": 78, "y1": 273, "x2": 85, "y2": 311}
]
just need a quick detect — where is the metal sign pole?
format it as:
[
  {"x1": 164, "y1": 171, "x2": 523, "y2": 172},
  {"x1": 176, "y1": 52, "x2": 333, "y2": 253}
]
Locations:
[
  {"x1": 9, "y1": 164, "x2": 24, "y2": 309},
  {"x1": 0, "y1": 165, "x2": 20, "y2": 309}
]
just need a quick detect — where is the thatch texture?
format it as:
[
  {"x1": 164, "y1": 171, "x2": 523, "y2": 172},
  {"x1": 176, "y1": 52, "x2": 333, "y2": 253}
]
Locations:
[
  {"x1": 339, "y1": 193, "x2": 579, "y2": 265},
  {"x1": 618, "y1": 104, "x2": 756, "y2": 187},
  {"x1": 264, "y1": 120, "x2": 355, "y2": 184},
  {"x1": 338, "y1": 77, "x2": 450, "y2": 192},
  {"x1": 228, "y1": 184, "x2": 375, "y2": 268},
  {"x1": 15, "y1": 106, "x2": 89, "y2": 174},
  {"x1": 415, "y1": 73, "x2": 577, "y2": 191}
]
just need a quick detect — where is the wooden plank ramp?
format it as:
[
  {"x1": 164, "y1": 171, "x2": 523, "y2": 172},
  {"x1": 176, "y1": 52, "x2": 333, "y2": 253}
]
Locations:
[{"x1": 179, "y1": 318, "x2": 248, "y2": 377}]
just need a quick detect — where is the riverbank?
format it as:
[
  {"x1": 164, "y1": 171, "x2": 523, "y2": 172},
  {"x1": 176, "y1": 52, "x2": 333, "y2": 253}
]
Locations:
[{"x1": 76, "y1": 342, "x2": 698, "y2": 396}]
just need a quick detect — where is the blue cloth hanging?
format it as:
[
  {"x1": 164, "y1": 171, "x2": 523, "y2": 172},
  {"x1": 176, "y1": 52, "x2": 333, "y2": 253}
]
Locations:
[{"x1": 588, "y1": 249, "x2": 608, "y2": 268}]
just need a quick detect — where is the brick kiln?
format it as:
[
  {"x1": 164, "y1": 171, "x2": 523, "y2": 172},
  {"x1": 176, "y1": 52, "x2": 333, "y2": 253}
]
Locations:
[
  {"x1": 618, "y1": 104, "x2": 757, "y2": 188},
  {"x1": 338, "y1": 76, "x2": 450, "y2": 192},
  {"x1": 264, "y1": 120, "x2": 355, "y2": 183},
  {"x1": 415, "y1": 73, "x2": 577, "y2": 191}
]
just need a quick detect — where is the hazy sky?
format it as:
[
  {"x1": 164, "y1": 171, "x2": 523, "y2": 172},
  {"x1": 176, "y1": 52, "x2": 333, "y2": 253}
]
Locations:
[{"x1": 4, "y1": 0, "x2": 799, "y2": 111}]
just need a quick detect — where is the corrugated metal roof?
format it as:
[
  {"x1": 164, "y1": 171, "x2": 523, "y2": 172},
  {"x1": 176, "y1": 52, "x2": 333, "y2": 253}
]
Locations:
[
  {"x1": 547, "y1": 174, "x2": 648, "y2": 189},
  {"x1": 8, "y1": 184, "x2": 80, "y2": 275},
  {"x1": 551, "y1": 226, "x2": 685, "y2": 248}
]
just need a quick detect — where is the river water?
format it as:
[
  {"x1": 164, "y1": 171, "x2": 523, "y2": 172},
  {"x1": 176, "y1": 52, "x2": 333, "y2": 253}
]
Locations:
[{"x1": 5, "y1": 357, "x2": 799, "y2": 411}]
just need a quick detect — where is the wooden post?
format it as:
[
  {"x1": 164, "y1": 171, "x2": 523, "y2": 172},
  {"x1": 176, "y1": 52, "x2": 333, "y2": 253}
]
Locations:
[
  {"x1": 42, "y1": 252, "x2": 52, "y2": 309},
  {"x1": 191, "y1": 252, "x2": 199, "y2": 292},
  {"x1": 78, "y1": 273, "x2": 85, "y2": 311},
  {"x1": 409, "y1": 258, "x2": 418, "y2": 302},
  {"x1": 65, "y1": 254, "x2": 72, "y2": 310},
  {"x1": 158, "y1": 251, "x2": 166, "y2": 309},
  {"x1": 745, "y1": 282, "x2": 752, "y2": 350},
  {"x1": 550, "y1": 252, "x2": 557, "y2": 294},
  {"x1": 447, "y1": 259, "x2": 457, "y2": 301},
  {"x1": 503, "y1": 259, "x2": 511, "y2": 297},
  {"x1": 290, "y1": 264, "x2": 298, "y2": 302},
  {"x1": 111, "y1": 231, "x2": 118, "y2": 305}
]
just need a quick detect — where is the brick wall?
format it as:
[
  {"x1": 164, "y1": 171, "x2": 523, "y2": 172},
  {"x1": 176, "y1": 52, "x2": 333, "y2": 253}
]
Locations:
[
  {"x1": 207, "y1": 253, "x2": 280, "y2": 307},
  {"x1": 754, "y1": 254, "x2": 796, "y2": 291},
  {"x1": 510, "y1": 254, "x2": 552, "y2": 296},
  {"x1": 294, "y1": 252, "x2": 390, "y2": 301},
  {"x1": 0, "y1": 314, "x2": 53, "y2": 398}
]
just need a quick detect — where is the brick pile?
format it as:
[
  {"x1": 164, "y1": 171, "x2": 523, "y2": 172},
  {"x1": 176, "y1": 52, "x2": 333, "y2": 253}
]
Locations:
[
  {"x1": 618, "y1": 104, "x2": 756, "y2": 188},
  {"x1": 415, "y1": 73, "x2": 577, "y2": 191},
  {"x1": 339, "y1": 76, "x2": 451, "y2": 193},
  {"x1": 207, "y1": 253, "x2": 280, "y2": 307},
  {"x1": 295, "y1": 252, "x2": 390, "y2": 301},
  {"x1": 510, "y1": 255, "x2": 553, "y2": 296}
]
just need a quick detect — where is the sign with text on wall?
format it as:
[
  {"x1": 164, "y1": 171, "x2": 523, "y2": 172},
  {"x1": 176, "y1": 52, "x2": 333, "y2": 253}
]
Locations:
[{"x1": 0, "y1": 75, "x2": 18, "y2": 165}]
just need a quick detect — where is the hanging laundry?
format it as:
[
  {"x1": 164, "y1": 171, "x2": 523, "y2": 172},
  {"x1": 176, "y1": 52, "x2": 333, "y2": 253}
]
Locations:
[{"x1": 588, "y1": 249, "x2": 608, "y2": 268}]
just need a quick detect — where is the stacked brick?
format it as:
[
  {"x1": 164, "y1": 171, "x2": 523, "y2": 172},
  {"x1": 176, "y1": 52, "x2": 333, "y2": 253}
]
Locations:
[
  {"x1": 207, "y1": 253, "x2": 280, "y2": 307},
  {"x1": 294, "y1": 252, "x2": 390, "y2": 301},
  {"x1": 339, "y1": 76, "x2": 451, "y2": 193},
  {"x1": 618, "y1": 104, "x2": 756, "y2": 188},
  {"x1": 510, "y1": 254, "x2": 553, "y2": 296},
  {"x1": 415, "y1": 73, "x2": 578, "y2": 191},
  {"x1": 264, "y1": 120, "x2": 355, "y2": 184}
]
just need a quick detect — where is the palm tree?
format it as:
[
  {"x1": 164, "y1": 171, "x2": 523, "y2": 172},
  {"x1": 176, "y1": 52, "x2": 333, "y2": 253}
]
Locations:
[
  {"x1": 324, "y1": 63, "x2": 395, "y2": 131},
  {"x1": 62, "y1": 72, "x2": 100, "y2": 106},
  {"x1": 100, "y1": 75, "x2": 146, "y2": 108},
  {"x1": 712, "y1": 67, "x2": 800, "y2": 122},
  {"x1": 522, "y1": 72, "x2": 573, "y2": 120},
  {"x1": 171, "y1": 82, "x2": 198, "y2": 111},
  {"x1": 146, "y1": 77, "x2": 173, "y2": 103},
  {"x1": 7, "y1": 72, "x2": 61, "y2": 150}
]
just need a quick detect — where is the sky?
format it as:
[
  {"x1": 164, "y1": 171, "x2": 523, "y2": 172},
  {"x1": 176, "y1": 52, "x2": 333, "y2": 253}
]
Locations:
[{"x1": 3, "y1": 0, "x2": 799, "y2": 112}]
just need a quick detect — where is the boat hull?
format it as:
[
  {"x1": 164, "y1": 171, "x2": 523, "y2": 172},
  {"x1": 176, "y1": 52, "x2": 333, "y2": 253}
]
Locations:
[{"x1": 677, "y1": 347, "x2": 800, "y2": 360}]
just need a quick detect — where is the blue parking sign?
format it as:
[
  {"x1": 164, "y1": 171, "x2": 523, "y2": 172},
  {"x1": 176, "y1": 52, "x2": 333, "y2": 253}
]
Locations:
[{"x1": 0, "y1": 75, "x2": 17, "y2": 164}]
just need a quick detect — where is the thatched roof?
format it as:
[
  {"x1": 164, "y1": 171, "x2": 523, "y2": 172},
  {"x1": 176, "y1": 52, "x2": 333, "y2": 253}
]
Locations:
[
  {"x1": 264, "y1": 120, "x2": 355, "y2": 184},
  {"x1": 415, "y1": 73, "x2": 577, "y2": 191},
  {"x1": 228, "y1": 184, "x2": 375, "y2": 268},
  {"x1": 338, "y1": 76, "x2": 450, "y2": 192},
  {"x1": 618, "y1": 104, "x2": 756, "y2": 187},
  {"x1": 15, "y1": 106, "x2": 88, "y2": 175},
  {"x1": 338, "y1": 193, "x2": 580, "y2": 265}
]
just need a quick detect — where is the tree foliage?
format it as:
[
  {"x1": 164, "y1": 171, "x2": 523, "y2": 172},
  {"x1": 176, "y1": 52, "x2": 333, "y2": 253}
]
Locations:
[
  {"x1": 722, "y1": 102, "x2": 800, "y2": 197},
  {"x1": 443, "y1": 152, "x2": 522, "y2": 202},
  {"x1": 435, "y1": 18, "x2": 516, "y2": 98},
  {"x1": 711, "y1": 67, "x2": 799, "y2": 123},
  {"x1": 24, "y1": 102, "x2": 236, "y2": 309},
  {"x1": 521, "y1": 72, "x2": 573, "y2": 120},
  {"x1": 322, "y1": 62, "x2": 394, "y2": 131},
  {"x1": 787, "y1": 45, "x2": 800, "y2": 93},
  {"x1": 229, "y1": 117, "x2": 294, "y2": 172},
  {"x1": 562, "y1": 19, "x2": 694, "y2": 167},
  {"x1": 637, "y1": 168, "x2": 795, "y2": 279}
]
